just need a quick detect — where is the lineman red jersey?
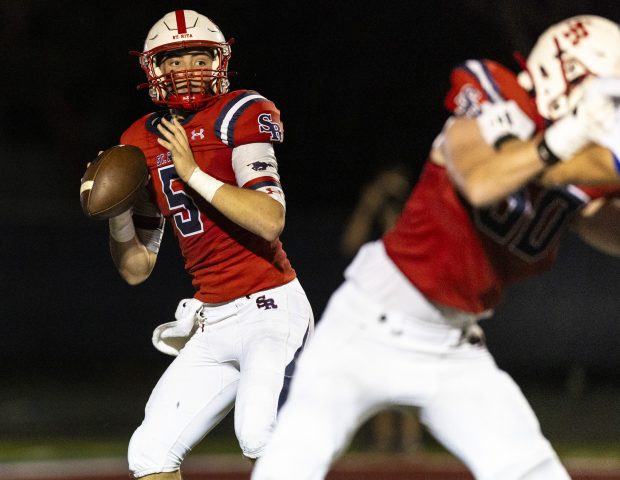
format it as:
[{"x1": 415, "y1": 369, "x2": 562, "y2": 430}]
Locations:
[
  {"x1": 383, "y1": 59, "x2": 619, "y2": 313},
  {"x1": 121, "y1": 90, "x2": 296, "y2": 303}
]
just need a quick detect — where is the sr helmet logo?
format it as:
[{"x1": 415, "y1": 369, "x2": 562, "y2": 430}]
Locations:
[{"x1": 562, "y1": 20, "x2": 589, "y2": 45}]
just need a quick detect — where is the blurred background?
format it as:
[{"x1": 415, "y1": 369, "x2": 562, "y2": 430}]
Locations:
[{"x1": 1, "y1": 0, "x2": 619, "y2": 463}]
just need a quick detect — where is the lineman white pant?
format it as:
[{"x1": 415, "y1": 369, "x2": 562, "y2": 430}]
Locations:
[
  {"x1": 252, "y1": 280, "x2": 569, "y2": 480},
  {"x1": 128, "y1": 279, "x2": 313, "y2": 478}
]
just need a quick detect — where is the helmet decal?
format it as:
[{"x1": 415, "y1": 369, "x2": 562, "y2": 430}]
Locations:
[
  {"x1": 525, "y1": 15, "x2": 620, "y2": 121},
  {"x1": 175, "y1": 10, "x2": 187, "y2": 35}
]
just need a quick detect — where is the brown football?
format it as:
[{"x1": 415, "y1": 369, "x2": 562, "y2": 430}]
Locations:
[{"x1": 80, "y1": 145, "x2": 149, "y2": 220}]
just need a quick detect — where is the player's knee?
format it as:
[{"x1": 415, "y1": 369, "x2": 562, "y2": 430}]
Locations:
[
  {"x1": 236, "y1": 414, "x2": 274, "y2": 459},
  {"x1": 236, "y1": 394, "x2": 278, "y2": 458},
  {"x1": 128, "y1": 425, "x2": 183, "y2": 476},
  {"x1": 238, "y1": 429, "x2": 271, "y2": 459}
]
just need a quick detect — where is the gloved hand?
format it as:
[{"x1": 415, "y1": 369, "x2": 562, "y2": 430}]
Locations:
[
  {"x1": 581, "y1": 77, "x2": 620, "y2": 155},
  {"x1": 543, "y1": 77, "x2": 620, "y2": 163},
  {"x1": 476, "y1": 100, "x2": 536, "y2": 148}
]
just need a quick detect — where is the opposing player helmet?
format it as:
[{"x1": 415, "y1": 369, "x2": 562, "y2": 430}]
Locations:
[
  {"x1": 133, "y1": 10, "x2": 232, "y2": 110},
  {"x1": 521, "y1": 15, "x2": 620, "y2": 121}
]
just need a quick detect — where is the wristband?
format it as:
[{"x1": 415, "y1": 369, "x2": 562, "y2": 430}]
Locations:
[
  {"x1": 536, "y1": 138, "x2": 561, "y2": 167},
  {"x1": 187, "y1": 167, "x2": 224, "y2": 203},
  {"x1": 109, "y1": 210, "x2": 136, "y2": 243},
  {"x1": 494, "y1": 134, "x2": 517, "y2": 150}
]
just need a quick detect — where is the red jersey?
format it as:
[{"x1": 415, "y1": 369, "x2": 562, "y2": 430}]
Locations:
[
  {"x1": 383, "y1": 60, "x2": 618, "y2": 313},
  {"x1": 121, "y1": 90, "x2": 296, "y2": 303}
]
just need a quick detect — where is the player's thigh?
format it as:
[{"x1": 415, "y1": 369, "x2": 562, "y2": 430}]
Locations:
[
  {"x1": 234, "y1": 281, "x2": 313, "y2": 456},
  {"x1": 252, "y1": 298, "x2": 379, "y2": 479},
  {"x1": 128, "y1": 347, "x2": 239, "y2": 475},
  {"x1": 420, "y1": 353, "x2": 563, "y2": 480}
]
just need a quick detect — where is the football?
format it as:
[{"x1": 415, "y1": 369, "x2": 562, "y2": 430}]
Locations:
[{"x1": 80, "y1": 145, "x2": 149, "y2": 220}]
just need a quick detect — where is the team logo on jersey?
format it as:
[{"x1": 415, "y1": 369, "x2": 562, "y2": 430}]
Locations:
[
  {"x1": 257, "y1": 113, "x2": 282, "y2": 142},
  {"x1": 156, "y1": 151, "x2": 173, "y2": 167},
  {"x1": 454, "y1": 85, "x2": 483, "y2": 117},
  {"x1": 191, "y1": 128, "x2": 205, "y2": 140},
  {"x1": 248, "y1": 161, "x2": 276, "y2": 171},
  {"x1": 256, "y1": 295, "x2": 278, "y2": 310}
]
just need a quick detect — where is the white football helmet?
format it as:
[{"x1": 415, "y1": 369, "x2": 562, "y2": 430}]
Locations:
[
  {"x1": 522, "y1": 15, "x2": 620, "y2": 121},
  {"x1": 133, "y1": 10, "x2": 232, "y2": 110}
]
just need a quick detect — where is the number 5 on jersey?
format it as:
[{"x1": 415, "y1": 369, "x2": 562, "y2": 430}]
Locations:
[{"x1": 159, "y1": 165, "x2": 204, "y2": 237}]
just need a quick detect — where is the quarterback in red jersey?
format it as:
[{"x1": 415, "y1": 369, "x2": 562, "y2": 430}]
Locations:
[
  {"x1": 253, "y1": 15, "x2": 620, "y2": 480},
  {"x1": 105, "y1": 10, "x2": 313, "y2": 480}
]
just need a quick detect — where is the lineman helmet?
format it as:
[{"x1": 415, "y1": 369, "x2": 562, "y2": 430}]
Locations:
[{"x1": 521, "y1": 15, "x2": 620, "y2": 121}]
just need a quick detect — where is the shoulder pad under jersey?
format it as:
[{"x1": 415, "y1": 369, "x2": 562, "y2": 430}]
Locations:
[
  {"x1": 444, "y1": 59, "x2": 543, "y2": 130},
  {"x1": 213, "y1": 90, "x2": 283, "y2": 147},
  {"x1": 120, "y1": 113, "x2": 154, "y2": 145}
]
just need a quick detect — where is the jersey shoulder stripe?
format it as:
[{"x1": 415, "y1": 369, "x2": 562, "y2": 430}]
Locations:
[
  {"x1": 461, "y1": 59, "x2": 504, "y2": 103},
  {"x1": 215, "y1": 91, "x2": 268, "y2": 146}
]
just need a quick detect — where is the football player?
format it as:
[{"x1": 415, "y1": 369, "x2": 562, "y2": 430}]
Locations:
[
  {"x1": 252, "y1": 15, "x2": 620, "y2": 480},
  {"x1": 104, "y1": 10, "x2": 313, "y2": 480}
]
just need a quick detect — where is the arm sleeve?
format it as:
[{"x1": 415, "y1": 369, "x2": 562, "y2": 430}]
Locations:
[
  {"x1": 132, "y1": 185, "x2": 165, "y2": 253},
  {"x1": 232, "y1": 142, "x2": 286, "y2": 209}
]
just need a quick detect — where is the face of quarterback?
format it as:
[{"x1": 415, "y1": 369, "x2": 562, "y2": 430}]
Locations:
[{"x1": 158, "y1": 49, "x2": 217, "y2": 96}]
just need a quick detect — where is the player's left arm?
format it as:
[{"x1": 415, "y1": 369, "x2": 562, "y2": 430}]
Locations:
[
  {"x1": 108, "y1": 186, "x2": 164, "y2": 284},
  {"x1": 157, "y1": 116, "x2": 285, "y2": 242},
  {"x1": 442, "y1": 109, "x2": 545, "y2": 207},
  {"x1": 572, "y1": 197, "x2": 620, "y2": 256}
]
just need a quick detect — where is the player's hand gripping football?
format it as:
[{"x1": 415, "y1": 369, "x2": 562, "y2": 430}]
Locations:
[{"x1": 157, "y1": 116, "x2": 198, "y2": 183}]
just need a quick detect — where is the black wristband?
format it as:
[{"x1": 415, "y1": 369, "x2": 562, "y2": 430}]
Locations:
[
  {"x1": 536, "y1": 137, "x2": 561, "y2": 166},
  {"x1": 494, "y1": 134, "x2": 517, "y2": 150}
]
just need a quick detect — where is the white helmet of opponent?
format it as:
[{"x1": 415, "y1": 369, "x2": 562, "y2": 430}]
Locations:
[
  {"x1": 134, "y1": 10, "x2": 232, "y2": 110},
  {"x1": 522, "y1": 15, "x2": 620, "y2": 121}
]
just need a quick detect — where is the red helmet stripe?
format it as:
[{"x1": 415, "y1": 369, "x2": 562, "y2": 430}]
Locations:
[{"x1": 175, "y1": 10, "x2": 187, "y2": 34}]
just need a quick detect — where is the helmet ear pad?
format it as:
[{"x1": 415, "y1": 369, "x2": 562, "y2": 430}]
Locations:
[{"x1": 526, "y1": 15, "x2": 620, "y2": 121}]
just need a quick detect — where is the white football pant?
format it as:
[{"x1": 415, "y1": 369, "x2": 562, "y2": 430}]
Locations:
[
  {"x1": 128, "y1": 279, "x2": 313, "y2": 477},
  {"x1": 252, "y1": 279, "x2": 569, "y2": 480}
]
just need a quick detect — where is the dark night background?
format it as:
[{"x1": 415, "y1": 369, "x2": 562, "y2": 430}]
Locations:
[{"x1": 1, "y1": 0, "x2": 619, "y2": 450}]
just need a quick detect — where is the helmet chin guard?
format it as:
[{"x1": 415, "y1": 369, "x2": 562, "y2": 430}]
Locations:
[
  {"x1": 523, "y1": 15, "x2": 620, "y2": 121},
  {"x1": 132, "y1": 10, "x2": 233, "y2": 111}
]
